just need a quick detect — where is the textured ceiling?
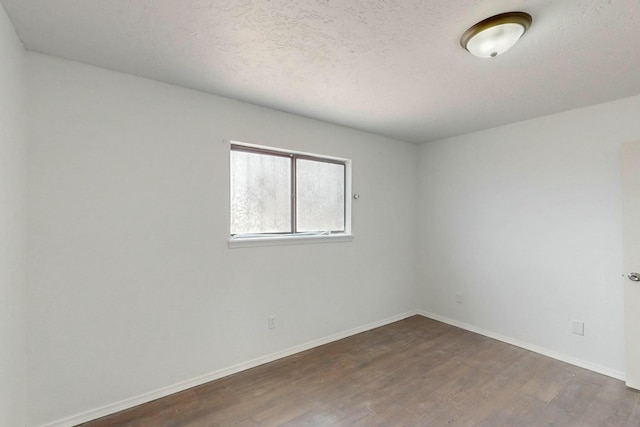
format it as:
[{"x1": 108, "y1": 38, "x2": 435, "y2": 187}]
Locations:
[{"x1": 3, "y1": 0, "x2": 640, "y2": 143}]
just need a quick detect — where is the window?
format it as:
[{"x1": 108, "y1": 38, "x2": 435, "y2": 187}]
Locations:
[{"x1": 230, "y1": 142, "x2": 351, "y2": 245}]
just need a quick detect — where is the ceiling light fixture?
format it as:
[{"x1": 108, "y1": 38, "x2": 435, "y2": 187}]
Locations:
[{"x1": 460, "y1": 12, "x2": 532, "y2": 58}]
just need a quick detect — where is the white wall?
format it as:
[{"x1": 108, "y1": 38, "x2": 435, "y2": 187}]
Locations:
[
  {"x1": 0, "y1": 4, "x2": 27, "y2": 427},
  {"x1": 26, "y1": 52, "x2": 419, "y2": 426},
  {"x1": 418, "y1": 95, "x2": 640, "y2": 377}
]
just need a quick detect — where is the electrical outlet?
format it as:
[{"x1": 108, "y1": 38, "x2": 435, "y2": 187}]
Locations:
[
  {"x1": 268, "y1": 315, "x2": 276, "y2": 330},
  {"x1": 572, "y1": 320, "x2": 584, "y2": 336},
  {"x1": 456, "y1": 293, "x2": 463, "y2": 304}
]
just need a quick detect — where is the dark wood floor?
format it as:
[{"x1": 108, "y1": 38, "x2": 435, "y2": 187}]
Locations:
[{"x1": 79, "y1": 316, "x2": 640, "y2": 426}]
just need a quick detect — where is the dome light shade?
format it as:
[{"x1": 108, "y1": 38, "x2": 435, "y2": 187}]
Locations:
[{"x1": 461, "y1": 12, "x2": 532, "y2": 58}]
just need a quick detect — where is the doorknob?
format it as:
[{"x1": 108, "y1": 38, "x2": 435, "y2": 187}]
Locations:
[{"x1": 629, "y1": 273, "x2": 640, "y2": 282}]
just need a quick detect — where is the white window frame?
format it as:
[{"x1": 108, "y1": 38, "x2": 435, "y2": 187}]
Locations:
[{"x1": 228, "y1": 140, "x2": 353, "y2": 248}]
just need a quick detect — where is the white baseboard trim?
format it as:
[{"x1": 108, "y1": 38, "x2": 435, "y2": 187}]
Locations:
[
  {"x1": 40, "y1": 310, "x2": 420, "y2": 427},
  {"x1": 418, "y1": 310, "x2": 625, "y2": 382}
]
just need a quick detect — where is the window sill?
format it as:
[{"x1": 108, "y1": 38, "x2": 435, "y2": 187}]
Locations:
[{"x1": 228, "y1": 233, "x2": 354, "y2": 249}]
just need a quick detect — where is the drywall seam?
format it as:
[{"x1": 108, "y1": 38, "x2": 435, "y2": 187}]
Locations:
[
  {"x1": 419, "y1": 310, "x2": 625, "y2": 381},
  {"x1": 39, "y1": 310, "x2": 420, "y2": 427}
]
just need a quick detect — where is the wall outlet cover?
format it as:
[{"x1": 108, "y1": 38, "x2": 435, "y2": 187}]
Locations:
[
  {"x1": 268, "y1": 315, "x2": 276, "y2": 329},
  {"x1": 572, "y1": 320, "x2": 584, "y2": 336}
]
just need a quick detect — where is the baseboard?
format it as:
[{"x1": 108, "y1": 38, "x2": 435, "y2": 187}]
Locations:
[
  {"x1": 40, "y1": 310, "x2": 420, "y2": 427},
  {"x1": 418, "y1": 310, "x2": 625, "y2": 382},
  {"x1": 40, "y1": 309, "x2": 622, "y2": 427}
]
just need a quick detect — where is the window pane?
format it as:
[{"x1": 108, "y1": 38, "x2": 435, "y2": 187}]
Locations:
[
  {"x1": 296, "y1": 159, "x2": 345, "y2": 232},
  {"x1": 231, "y1": 150, "x2": 291, "y2": 234}
]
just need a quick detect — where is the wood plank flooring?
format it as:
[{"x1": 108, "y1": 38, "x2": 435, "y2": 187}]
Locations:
[{"x1": 79, "y1": 316, "x2": 640, "y2": 426}]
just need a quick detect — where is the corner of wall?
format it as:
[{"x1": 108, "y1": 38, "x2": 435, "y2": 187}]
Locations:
[{"x1": 0, "y1": 3, "x2": 28, "y2": 426}]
